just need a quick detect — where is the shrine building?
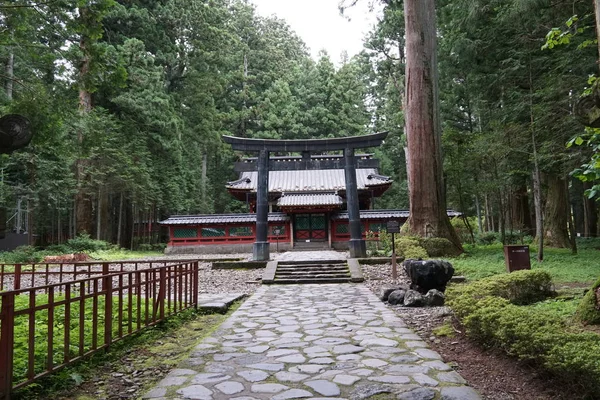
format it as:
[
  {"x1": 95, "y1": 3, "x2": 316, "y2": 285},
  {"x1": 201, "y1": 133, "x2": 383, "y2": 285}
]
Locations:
[{"x1": 160, "y1": 133, "x2": 460, "y2": 259}]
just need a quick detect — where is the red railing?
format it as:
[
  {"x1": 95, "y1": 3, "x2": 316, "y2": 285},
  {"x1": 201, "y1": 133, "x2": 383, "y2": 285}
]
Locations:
[
  {"x1": 0, "y1": 260, "x2": 199, "y2": 292},
  {"x1": 0, "y1": 261, "x2": 199, "y2": 400}
]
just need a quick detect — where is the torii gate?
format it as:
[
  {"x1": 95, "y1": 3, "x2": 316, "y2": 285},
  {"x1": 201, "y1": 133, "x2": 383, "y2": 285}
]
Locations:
[{"x1": 222, "y1": 132, "x2": 388, "y2": 261}]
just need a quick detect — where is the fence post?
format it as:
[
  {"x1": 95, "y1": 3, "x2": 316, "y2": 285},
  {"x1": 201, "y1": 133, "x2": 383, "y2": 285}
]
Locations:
[
  {"x1": 0, "y1": 292, "x2": 16, "y2": 400},
  {"x1": 13, "y1": 265, "x2": 21, "y2": 291},
  {"x1": 193, "y1": 261, "x2": 199, "y2": 309},
  {"x1": 102, "y1": 263, "x2": 112, "y2": 350},
  {"x1": 158, "y1": 268, "x2": 166, "y2": 320}
]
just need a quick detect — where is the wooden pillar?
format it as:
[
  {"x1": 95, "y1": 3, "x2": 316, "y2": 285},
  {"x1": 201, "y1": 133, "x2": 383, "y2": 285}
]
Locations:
[
  {"x1": 253, "y1": 149, "x2": 270, "y2": 261},
  {"x1": 344, "y1": 148, "x2": 366, "y2": 258}
]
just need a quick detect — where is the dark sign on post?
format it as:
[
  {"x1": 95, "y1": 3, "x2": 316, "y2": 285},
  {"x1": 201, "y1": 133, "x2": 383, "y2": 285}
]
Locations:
[
  {"x1": 386, "y1": 221, "x2": 400, "y2": 281},
  {"x1": 503, "y1": 245, "x2": 531, "y2": 272},
  {"x1": 386, "y1": 221, "x2": 400, "y2": 233}
]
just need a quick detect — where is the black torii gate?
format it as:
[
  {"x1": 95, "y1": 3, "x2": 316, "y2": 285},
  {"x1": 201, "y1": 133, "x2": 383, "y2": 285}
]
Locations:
[{"x1": 222, "y1": 132, "x2": 388, "y2": 261}]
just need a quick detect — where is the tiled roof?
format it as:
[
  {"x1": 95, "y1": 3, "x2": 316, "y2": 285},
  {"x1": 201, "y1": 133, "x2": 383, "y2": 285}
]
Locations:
[
  {"x1": 159, "y1": 213, "x2": 289, "y2": 225},
  {"x1": 277, "y1": 193, "x2": 343, "y2": 207},
  {"x1": 332, "y1": 209, "x2": 462, "y2": 220},
  {"x1": 227, "y1": 169, "x2": 391, "y2": 192}
]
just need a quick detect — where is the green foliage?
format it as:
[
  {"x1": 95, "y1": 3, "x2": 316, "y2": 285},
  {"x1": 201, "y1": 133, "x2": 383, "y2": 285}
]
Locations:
[
  {"x1": 0, "y1": 246, "x2": 44, "y2": 264},
  {"x1": 418, "y1": 237, "x2": 461, "y2": 257},
  {"x1": 447, "y1": 272, "x2": 600, "y2": 396},
  {"x1": 450, "y1": 217, "x2": 475, "y2": 244},
  {"x1": 447, "y1": 269, "x2": 554, "y2": 318},
  {"x1": 575, "y1": 277, "x2": 600, "y2": 325},
  {"x1": 66, "y1": 234, "x2": 113, "y2": 252},
  {"x1": 451, "y1": 243, "x2": 600, "y2": 283}
]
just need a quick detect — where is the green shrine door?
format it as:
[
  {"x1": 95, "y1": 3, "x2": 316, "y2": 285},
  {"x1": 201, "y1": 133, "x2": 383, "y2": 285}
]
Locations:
[{"x1": 294, "y1": 213, "x2": 328, "y2": 242}]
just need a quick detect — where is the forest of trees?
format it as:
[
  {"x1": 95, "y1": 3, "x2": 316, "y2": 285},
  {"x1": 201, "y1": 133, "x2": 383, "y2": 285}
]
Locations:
[{"x1": 0, "y1": 0, "x2": 598, "y2": 250}]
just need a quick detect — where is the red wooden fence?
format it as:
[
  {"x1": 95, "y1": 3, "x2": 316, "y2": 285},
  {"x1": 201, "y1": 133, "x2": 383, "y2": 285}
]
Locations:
[{"x1": 0, "y1": 261, "x2": 199, "y2": 400}]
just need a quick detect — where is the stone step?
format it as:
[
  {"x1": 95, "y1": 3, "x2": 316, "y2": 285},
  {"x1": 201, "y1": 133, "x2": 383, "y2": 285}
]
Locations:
[
  {"x1": 275, "y1": 272, "x2": 350, "y2": 279},
  {"x1": 276, "y1": 268, "x2": 350, "y2": 275},
  {"x1": 272, "y1": 277, "x2": 351, "y2": 284},
  {"x1": 276, "y1": 266, "x2": 349, "y2": 272}
]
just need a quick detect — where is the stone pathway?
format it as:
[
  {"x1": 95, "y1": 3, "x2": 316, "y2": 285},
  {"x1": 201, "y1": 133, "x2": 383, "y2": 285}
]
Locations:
[
  {"x1": 197, "y1": 293, "x2": 247, "y2": 313},
  {"x1": 143, "y1": 284, "x2": 480, "y2": 400}
]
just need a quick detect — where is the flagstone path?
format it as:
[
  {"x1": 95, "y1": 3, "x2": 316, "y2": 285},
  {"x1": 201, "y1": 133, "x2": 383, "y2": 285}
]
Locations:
[{"x1": 143, "y1": 283, "x2": 480, "y2": 400}]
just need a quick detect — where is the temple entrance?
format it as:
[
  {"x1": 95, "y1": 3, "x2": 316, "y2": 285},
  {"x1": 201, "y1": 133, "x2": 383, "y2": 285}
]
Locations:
[{"x1": 294, "y1": 213, "x2": 328, "y2": 242}]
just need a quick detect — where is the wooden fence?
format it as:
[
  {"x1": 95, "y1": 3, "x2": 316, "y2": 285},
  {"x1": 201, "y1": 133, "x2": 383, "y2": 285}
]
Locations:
[{"x1": 0, "y1": 260, "x2": 199, "y2": 400}]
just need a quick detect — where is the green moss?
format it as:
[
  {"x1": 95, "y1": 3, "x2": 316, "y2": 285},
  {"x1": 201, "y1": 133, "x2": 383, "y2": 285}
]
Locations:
[
  {"x1": 575, "y1": 277, "x2": 600, "y2": 325},
  {"x1": 432, "y1": 322, "x2": 455, "y2": 337}
]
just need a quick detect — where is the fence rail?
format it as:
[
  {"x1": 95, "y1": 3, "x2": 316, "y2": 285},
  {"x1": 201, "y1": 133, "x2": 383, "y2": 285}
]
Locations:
[
  {"x1": 0, "y1": 261, "x2": 199, "y2": 400},
  {"x1": 0, "y1": 260, "x2": 201, "y2": 292}
]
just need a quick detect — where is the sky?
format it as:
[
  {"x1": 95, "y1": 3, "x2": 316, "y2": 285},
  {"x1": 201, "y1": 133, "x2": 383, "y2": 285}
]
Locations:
[{"x1": 251, "y1": 0, "x2": 381, "y2": 64}]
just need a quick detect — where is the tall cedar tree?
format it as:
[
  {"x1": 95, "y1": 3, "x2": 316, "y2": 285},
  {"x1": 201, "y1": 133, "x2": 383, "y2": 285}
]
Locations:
[{"x1": 403, "y1": 0, "x2": 462, "y2": 251}]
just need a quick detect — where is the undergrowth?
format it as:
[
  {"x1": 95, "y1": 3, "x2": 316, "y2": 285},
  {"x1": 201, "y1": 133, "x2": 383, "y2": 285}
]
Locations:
[
  {"x1": 13, "y1": 305, "x2": 231, "y2": 400},
  {"x1": 447, "y1": 270, "x2": 600, "y2": 398},
  {"x1": 449, "y1": 242, "x2": 600, "y2": 283}
]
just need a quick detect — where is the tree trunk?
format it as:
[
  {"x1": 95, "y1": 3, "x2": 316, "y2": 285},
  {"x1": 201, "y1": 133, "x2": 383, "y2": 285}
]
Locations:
[
  {"x1": 511, "y1": 185, "x2": 534, "y2": 235},
  {"x1": 583, "y1": 181, "x2": 598, "y2": 237},
  {"x1": 595, "y1": 0, "x2": 600, "y2": 73},
  {"x1": 543, "y1": 174, "x2": 571, "y2": 248},
  {"x1": 475, "y1": 194, "x2": 483, "y2": 233},
  {"x1": 75, "y1": 6, "x2": 94, "y2": 235},
  {"x1": 530, "y1": 62, "x2": 543, "y2": 261},
  {"x1": 5, "y1": 51, "x2": 13, "y2": 100},
  {"x1": 403, "y1": 0, "x2": 462, "y2": 251},
  {"x1": 571, "y1": 178, "x2": 585, "y2": 236}
]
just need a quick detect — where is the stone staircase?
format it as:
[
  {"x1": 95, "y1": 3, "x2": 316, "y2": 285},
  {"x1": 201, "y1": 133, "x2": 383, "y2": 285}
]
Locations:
[{"x1": 263, "y1": 259, "x2": 364, "y2": 284}]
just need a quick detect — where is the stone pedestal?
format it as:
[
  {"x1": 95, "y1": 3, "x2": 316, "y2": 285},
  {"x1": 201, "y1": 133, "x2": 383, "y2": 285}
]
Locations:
[
  {"x1": 348, "y1": 239, "x2": 367, "y2": 259},
  {"x1": 253, "y1": 241, "x2": 270, "y2": 261}
]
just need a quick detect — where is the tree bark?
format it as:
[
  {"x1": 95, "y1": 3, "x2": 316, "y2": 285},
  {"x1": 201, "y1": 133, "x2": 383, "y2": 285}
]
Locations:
[
  {"x1": 511, "y1": 185, "x2": 534, "y2": 235},
  {"x1": 403, "y1": 0, "x2": 463, "y2": 251},
  {"x1": 571, "y1": 178, "x2": 585, "y2": 236},
  {"x1": 5, "y1": 51, "x2": 13, "y2": 100},
  {"x1": 74, "y1": 6, "x2": 94, "y2": 235},
  {"x1": 583, "y1": 181, "x2": 598, "y2": 237},
  {"x1": 543, "y1": 174, "x2": 572, "y2": 248}
]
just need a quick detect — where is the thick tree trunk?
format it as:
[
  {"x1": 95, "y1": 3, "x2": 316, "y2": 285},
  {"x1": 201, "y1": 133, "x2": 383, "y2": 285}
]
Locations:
[
  {"x1": 543, "y1": 174, "x2": 572, "y2": 248},
  {"x1": 511, "y1": 185, "x2": 534, "y2": 235},
  {"x1": 403, "y1": 0, "x2": 462, "y2": 251}
]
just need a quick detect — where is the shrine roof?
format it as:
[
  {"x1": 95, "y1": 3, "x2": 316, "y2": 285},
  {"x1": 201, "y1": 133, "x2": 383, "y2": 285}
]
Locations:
[
  {"x1": 159, "y1": 213, "x2": 289, "y2": 225},
  {"x1": 277, "y1": 193, "x2": 343, "y2": 207},
  {"x1": 226, "y1": 169, "x2": 392, "y2": 192}
]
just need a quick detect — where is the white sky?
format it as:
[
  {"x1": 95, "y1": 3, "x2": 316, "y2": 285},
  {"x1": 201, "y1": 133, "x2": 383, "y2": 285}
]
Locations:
[{"x1": 251, "y1": 0, "x2": 381, "y2": 64}]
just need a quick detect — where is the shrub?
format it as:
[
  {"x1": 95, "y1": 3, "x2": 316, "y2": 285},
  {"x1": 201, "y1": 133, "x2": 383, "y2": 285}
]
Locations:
[
  {"x1": 476, "y1": 231, "x2": 499, "y2": 245},
  {"x1": 419, "y1": 237, "x2": 461, "y2": 257},
  {"x1": 447, "y1": 269, "x2": 554, "y2": 317},
  {"x1": 66, "y1": 233, "x2": 113, "y2": 252},
  {"x1": 0, "y1": 246, "x2": 44, "y2": 264},
  {"x1": 395, "y1": 237, "x2": 428, "y2": 260},
  {"x1": 575, "y1": 277, "x2": 600, "y2": 325},
  {"x1": 44, "y1": 244, "x2": 74, "y2": 254},
  {"x1": 450, "y1": 216, "x2": 476, "y2": 244},
  {"x1": 447, "y1": 271, "x2": 600, "y2": 397}
]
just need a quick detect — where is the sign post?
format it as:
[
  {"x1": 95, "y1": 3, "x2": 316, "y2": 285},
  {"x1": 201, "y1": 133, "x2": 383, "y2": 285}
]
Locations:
[
  {"x1": 386, "y1": 221, "x2": 400, "y2": 281},
  {"x1": 274, "y1": 228, "x2": 281, "y2": 253}
]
